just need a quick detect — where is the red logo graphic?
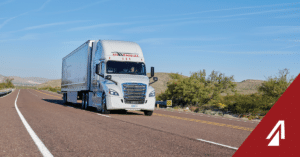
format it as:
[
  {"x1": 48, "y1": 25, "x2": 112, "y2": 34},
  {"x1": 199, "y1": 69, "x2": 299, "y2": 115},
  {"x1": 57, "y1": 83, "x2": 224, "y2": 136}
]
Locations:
[{"x1": 233, "y1": 74, "x2": 300, "y2": 156}]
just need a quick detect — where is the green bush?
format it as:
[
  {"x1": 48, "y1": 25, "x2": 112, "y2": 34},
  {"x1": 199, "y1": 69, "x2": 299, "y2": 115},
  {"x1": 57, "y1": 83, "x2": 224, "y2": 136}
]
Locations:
[
  {"x1": 223, "y1": 93, "x2": 278, "y2": 116},
  {"x1": 258, "y1": 68, "x2": 294, "y2": 98},
  {"x1": 0, "y1": 78, "x2": 15, "y2": 89},
  {"x1": 157, "y1": 70, "x2": 236, "y2": 107}
]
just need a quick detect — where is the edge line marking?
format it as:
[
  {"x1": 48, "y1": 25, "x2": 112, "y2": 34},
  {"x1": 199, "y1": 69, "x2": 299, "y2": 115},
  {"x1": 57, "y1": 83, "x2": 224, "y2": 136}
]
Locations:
[
  {"x1": 97, "y1": 113, "x2": 110, "y2": 117},
  {"x1": 15, "y1": 90, "x2": 53, "y2": 157},
  {"x1": 196, "y1": 138, "x2": 238, "y2": 150}
]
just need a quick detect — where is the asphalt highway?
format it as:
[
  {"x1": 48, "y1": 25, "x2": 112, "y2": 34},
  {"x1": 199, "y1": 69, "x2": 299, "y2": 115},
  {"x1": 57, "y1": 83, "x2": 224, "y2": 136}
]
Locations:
[{"x1": 0, "y1": 89, "x2": 258, "y2": 157}]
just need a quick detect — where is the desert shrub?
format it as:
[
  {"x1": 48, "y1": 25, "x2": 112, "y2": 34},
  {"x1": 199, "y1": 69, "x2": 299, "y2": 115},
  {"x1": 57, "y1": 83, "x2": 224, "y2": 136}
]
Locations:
[
  {"x1": 258, "y1": 68, "x2": 294, "y2": 98},
  {"x1": 157, "y1": 70, "x2": 236, "y2": 107},
  {"x1": 38, "y1": 86, "x2": 61, "y2": 93},
  {"x1": 222, "y1": 93, "x2": 277, "y2": 116},
  {"x1": 0, "y1": 77, "x2": 14, "y2": 89}
]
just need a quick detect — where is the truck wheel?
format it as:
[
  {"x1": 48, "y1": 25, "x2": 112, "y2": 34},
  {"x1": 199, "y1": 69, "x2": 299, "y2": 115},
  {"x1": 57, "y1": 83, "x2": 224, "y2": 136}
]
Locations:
[
  {"x1": 81, "y1": 93, "x2": 86, "y2": 109},
  {"x1": 102, "y1": 93, "x2": 110, "y2": 114},
  {"x1": 144, "y1": 111, "x2": 153, "y2": 116},
  {"x1": 63, "y1": 93, "x2": 67, "y2": 104},
  {"x1": 84, "y1": 93, "x2": 89, "y2": 110}
]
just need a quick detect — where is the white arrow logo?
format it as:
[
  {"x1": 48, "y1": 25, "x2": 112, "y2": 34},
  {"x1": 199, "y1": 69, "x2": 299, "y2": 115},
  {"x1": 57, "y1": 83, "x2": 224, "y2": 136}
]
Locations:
[{"x1": 266, "y1": 120, "x2": 285, "y2": 146}]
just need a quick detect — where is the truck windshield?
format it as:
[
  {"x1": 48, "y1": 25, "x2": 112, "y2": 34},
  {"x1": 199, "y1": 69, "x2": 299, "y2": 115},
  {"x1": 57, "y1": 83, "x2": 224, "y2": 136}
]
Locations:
[{"x1": 106, "y1": 61, "x2": 146, "y2": 75}]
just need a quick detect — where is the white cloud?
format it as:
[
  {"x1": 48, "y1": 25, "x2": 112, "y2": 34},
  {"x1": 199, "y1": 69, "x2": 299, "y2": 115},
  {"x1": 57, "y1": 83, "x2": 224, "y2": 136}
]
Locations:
[
  {"x1": 0, "y1": 0, "x2": 14, "y2": 7},
  {"x1": 50, "y1": 0, "x2": 110, "y2": 14},
  {"x1": 0, "y1": 0, "x2": 51, "y2": 30},
  {"x1": 253, "y1": 26, "x2": 300, "y2": 35},
  {"x1": 23, "y1": 20, "x2": 89, "y2": 31},
  {"x1": 68, "y1": 22, "x2": 130, "y2": 31},
  {"x1": 0, "y1": 34, "x2": 39, "y2": 42},
  {"x1": 36, "y1": 0, "x2": 51, "y2": 11},
  {"x1": 192, "y1": 50, "x2": 298, "y2": 55},
  {"x1": 137, "y1": 37, "x2": 226, "y2": 45},
  {"x1": 126, "y1": 2, "x2": 300, "y2": 19}
]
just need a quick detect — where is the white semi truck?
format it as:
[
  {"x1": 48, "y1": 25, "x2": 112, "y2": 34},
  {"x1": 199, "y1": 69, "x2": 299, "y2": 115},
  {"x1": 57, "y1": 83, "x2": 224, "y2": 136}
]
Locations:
[{"x1": 61, "y1": 40, "x2": 158, "y2": 116}]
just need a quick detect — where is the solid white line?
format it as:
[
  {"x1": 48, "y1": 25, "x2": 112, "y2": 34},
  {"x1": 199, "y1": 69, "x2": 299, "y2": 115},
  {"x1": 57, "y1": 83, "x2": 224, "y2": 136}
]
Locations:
[
  {"x1": 196, "y1": 138, "x2": 238, "y2": 150},
  {"x1": 97, "y1": 113, "x2": 110, "y2": 117},
  {"x1": 14, "y1": 90, "x2": 53, "y2": 157}
]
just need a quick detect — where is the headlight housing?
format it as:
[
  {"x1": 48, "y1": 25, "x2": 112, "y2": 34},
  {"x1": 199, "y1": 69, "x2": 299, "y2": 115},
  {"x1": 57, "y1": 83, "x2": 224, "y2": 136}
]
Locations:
[
  {"x1": 109, "y1": 89, "x2": 119, "y2": 96},
  {"x1": 149, "y1": 90, "x2": 155, "y2": 97}
]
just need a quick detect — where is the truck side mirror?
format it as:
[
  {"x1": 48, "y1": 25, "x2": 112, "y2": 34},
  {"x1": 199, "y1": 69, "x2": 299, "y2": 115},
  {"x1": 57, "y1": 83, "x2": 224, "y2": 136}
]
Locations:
[
  {"x1": 96, "y1": 64, "x2": 101, "y2": 75},
  {"x1": 105, "y1": 75, "x2": 111, "y2": 80},
  {"x1": 151, "y1": 67, "x2": 154, "y2": 77},
  {"x1": 153, "y1": 77, "x2": 158, "y2": 82}
]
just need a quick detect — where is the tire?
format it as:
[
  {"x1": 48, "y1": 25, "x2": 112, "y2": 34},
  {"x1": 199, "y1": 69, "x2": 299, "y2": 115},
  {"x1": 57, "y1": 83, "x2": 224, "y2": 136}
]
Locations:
[
  {"x1": 101, "y1": 93, "x2": 110, "y2": 114},
  {"x1": 84, "y1": 93, "x2": 89, "y2": 110},
  {"x1": 63, "y1": 93, "x2": 67, "y2": 104},
  {"x1": 144, "y1": 111, "x2": 153, "y2": 116},
  {"x1": 120, "y1": 110, "x2": 127, "y2": 114},
  {"x1": 81, "y1": 93, "x2": 86, "y2": 109}
]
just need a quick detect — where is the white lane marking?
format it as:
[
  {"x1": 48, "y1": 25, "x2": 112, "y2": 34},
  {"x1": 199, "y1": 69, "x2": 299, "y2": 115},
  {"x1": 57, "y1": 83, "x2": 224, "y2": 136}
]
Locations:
[
  {"x1": 196, "y1": 138, "x2": 238, "y2": 150},
  {"x1": 97, "y1": 113, "x2": 110, "y2": 118},
  {"x1": 14, "y1": 90, "x2": 53, "y2": 157}
]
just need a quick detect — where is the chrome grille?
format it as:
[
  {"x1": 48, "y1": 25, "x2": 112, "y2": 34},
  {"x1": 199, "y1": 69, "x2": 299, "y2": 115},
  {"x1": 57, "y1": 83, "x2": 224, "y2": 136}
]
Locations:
[{"x1": 123, "y1": 83, "x2": 146, "y2": 104}]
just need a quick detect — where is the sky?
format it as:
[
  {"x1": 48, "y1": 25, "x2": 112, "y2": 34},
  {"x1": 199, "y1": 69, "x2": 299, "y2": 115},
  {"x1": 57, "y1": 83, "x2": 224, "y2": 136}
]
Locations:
[{"x1": 0, "y1": 0, "x2": 299, "y2": 82}]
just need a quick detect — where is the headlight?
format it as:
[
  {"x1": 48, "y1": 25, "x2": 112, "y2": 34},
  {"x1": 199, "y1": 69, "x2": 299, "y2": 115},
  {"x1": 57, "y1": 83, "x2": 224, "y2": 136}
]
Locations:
[
  {"x1": 109, "y1": 89, "x2": 119, "y2": 96},
  {"x1": 149, "y1": 90, "x2": 155, "y2": 97}
]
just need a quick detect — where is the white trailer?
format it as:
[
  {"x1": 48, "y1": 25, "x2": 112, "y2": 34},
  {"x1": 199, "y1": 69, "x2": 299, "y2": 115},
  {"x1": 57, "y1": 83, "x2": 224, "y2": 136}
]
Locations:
[{"x1": 61, "y1": 40, "x2": 158, "y2": 116}]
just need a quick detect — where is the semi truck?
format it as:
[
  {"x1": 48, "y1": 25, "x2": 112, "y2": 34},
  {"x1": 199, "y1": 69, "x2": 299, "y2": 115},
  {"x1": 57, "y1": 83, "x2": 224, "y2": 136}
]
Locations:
[{"x1": 61, "y1": 40, "x2": 158, "y2": 116}]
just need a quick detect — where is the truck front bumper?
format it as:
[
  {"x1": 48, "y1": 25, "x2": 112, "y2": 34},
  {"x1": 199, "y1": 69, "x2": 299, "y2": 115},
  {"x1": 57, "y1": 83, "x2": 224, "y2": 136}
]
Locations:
[{"x1": 106, "y1": 95, "x2": 155, "y2": 111}]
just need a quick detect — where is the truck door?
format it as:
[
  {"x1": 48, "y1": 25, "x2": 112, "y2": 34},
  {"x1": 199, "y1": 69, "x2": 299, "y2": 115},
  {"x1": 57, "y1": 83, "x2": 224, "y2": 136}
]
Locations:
[{"x1": 98, "y1": 61, "x2": 106, "y2": 97}]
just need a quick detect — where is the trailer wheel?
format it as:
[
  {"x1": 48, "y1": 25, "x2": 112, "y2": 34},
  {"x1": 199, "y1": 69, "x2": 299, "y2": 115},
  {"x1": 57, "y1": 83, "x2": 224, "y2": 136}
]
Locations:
[
  {"x1": 101, "y1": 93, "x2": 110, "y2": 114},
  {"x1": 63, "y1": 93, "x2": 67, "y2": 104},
  {"x1": 84, "y1": 93, "x2": 89, "y2": 110},
  {"x1": 81, "y1": 93, "x2": 86, "y2": 109},
  {"x1": 144, "y1": 111, "x2": 153, "y2": 116}
]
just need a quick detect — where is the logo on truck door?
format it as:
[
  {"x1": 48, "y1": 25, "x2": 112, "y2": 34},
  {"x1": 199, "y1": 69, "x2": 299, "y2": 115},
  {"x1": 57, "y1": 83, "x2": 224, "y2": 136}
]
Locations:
[{"x1": 112, "y1": 52, "x2": 139, "y2": 57}]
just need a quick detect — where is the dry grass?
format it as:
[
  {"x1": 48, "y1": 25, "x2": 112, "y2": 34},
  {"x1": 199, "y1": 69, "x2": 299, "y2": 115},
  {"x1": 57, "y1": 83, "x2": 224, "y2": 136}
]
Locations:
[
  {"x1": 36, "y1": 79, "x2": 61, "y2": 88},
  {"x1": 235, "y1": 79, "x2": 264, "y2": 95}
]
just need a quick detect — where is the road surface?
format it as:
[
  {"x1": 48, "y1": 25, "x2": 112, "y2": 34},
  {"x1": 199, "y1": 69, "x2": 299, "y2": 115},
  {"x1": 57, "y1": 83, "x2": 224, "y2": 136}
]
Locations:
[{"x1": 0, "y1": 89, "x2": 258, "y2": 157}]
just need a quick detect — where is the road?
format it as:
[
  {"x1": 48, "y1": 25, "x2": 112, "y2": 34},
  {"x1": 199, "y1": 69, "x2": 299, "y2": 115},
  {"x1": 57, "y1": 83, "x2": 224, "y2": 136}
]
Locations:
[{"x1": 0, "y1": 89, "x2": 258, "y2": 157}]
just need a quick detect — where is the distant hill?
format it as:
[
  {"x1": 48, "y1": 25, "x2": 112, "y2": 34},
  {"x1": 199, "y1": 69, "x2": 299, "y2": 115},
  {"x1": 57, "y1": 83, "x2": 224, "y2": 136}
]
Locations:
[
  {"x1": 36, "y1": 79, "x2": 61, "y2": 88},
  {"x1": 24, "y1": 77, "x2": 52, "y2": 84},
  {"x1": 235, "y1": 79, "x2": 264, "y2": 95},
  {"x1": 0, "y1": 74, "x2": 53, "y2": 86},
  {"x1": 147, "y1": 72, "x2": 184, "y2": 94}
]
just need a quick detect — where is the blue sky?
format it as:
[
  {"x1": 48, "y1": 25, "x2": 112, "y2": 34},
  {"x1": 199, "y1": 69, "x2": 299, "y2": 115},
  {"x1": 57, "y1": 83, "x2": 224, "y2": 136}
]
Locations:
[{"x1": 0, "y1": 0, "x2": 299, "y2": 82}]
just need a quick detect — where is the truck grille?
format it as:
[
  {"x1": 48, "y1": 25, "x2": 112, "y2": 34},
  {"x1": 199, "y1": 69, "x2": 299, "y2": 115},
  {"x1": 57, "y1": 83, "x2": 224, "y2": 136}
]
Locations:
[{"x1": 123, "y1": 83, "x2": 146, "y2": 104}]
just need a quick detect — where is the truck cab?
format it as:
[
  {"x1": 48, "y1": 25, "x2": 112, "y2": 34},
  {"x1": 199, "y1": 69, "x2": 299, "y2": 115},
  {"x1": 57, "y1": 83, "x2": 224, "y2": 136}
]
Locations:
[
  {"x1": 62, "y1": 40, "x2": 157, "y2": 116},
  {"x1": 91, "y1": 40, "x2": 157, "y2": 116}
]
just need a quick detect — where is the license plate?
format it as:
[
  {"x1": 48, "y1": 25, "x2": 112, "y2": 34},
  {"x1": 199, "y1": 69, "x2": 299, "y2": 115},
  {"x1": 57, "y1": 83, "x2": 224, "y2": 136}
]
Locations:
[{"x1": 131, "y1": 105, "x2": 137, "y2": 107}]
